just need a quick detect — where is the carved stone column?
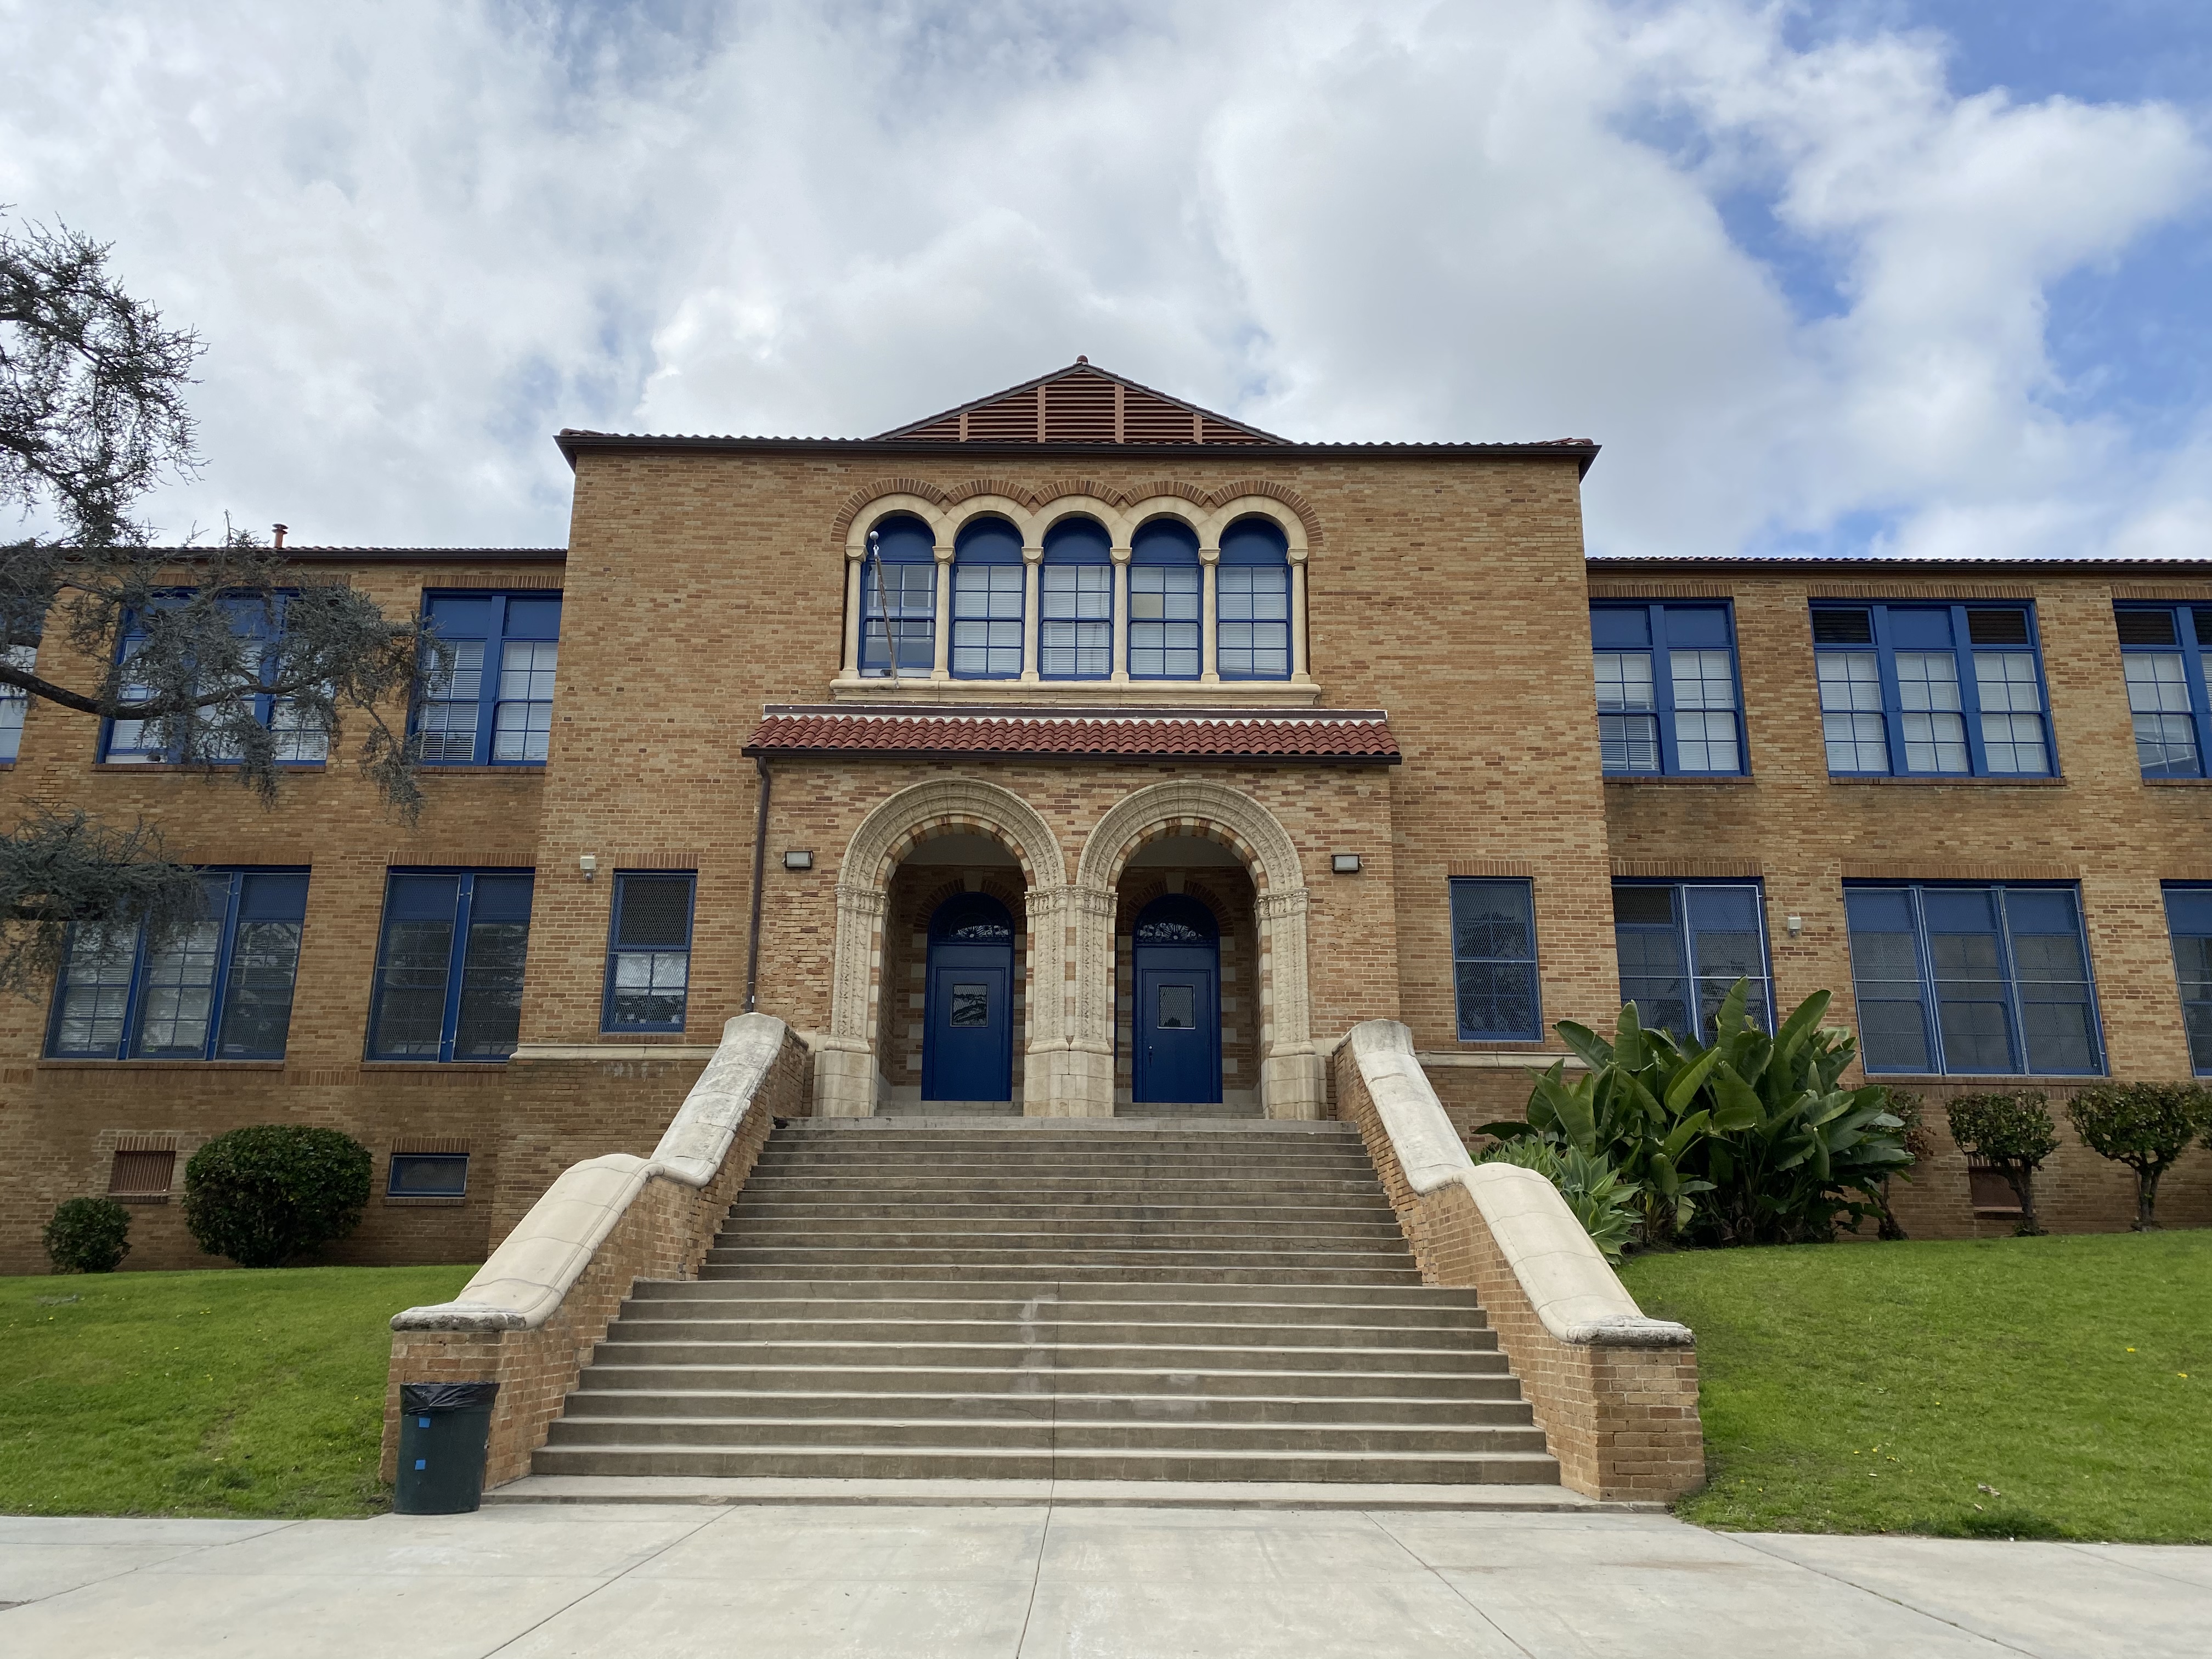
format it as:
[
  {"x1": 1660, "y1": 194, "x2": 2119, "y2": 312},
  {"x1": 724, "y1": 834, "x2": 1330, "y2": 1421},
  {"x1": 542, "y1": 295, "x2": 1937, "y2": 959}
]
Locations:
[
  {"x1": 930, "y1": 544, "x2": 953, "y2": 681},
  {"x1": 815, "y1": 882, "x2": 888, "y2": 1117},
  {"x1": 1028, "y1": 881, "x2": 1116, "y2": 1116},
  {"x1": 1199, "y1": 543, "x2": 1221, "y2": 685},
  {"x1": 1256, "y1": 886, "x2": 1324, "y2": 1120},
  {"x1": 1020, "y1": 544, "x2": 1042, "y2": 682},
  {"x1": 1289, "y1": 550, "x2": 1312, "y2": 685},
  {"x1": 1109, "y1": 544, "x2": 1131, "y2": 684},
  {"x1": 842, "y1": 552, "x2": 864, "y2": 678}
]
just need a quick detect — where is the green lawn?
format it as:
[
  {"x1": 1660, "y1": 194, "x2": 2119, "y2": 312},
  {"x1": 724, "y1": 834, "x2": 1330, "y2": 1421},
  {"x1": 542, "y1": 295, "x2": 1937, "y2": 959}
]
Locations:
[
  {"x1": 1622, "y1": 1232, "x2": 2212, "y2": 1543},
  {"x1": 0, "y1": 1265, "x2": 473, "y2": 1518}
]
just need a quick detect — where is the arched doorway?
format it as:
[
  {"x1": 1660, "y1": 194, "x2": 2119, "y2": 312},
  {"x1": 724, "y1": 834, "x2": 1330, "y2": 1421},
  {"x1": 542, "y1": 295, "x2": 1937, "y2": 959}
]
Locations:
[
  {"x1": 922, "y1": 891, "x2": 1016, "y2": 1103},
  {"x1": 1130, "y1": 894, "x2": 1221, "y2": 1106}
]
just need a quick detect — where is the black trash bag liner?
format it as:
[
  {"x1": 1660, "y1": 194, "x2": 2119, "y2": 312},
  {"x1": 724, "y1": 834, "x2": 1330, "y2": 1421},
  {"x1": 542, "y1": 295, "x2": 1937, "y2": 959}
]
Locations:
[{"x1": 400, "y1": 1381, "x2": 500, "y2": 1413}]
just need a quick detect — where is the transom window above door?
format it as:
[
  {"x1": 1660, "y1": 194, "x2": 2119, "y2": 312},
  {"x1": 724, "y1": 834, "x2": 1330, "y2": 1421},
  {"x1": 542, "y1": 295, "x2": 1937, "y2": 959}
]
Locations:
[{"x1": 838, "y1": 496, "x2": 1315, "y2": 697}]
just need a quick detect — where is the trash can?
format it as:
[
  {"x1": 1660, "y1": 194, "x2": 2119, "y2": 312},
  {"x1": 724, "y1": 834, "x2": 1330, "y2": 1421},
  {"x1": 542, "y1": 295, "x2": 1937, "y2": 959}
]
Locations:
[{"x1": 393, "y1": 1381, "x2": 500, "y2": 1514}]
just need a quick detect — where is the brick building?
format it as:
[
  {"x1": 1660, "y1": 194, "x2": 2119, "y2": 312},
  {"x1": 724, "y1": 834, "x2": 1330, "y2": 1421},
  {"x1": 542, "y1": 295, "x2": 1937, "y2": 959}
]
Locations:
[{"x1": 4, "y1": 359, "x2": 2208, "y2": 1273}]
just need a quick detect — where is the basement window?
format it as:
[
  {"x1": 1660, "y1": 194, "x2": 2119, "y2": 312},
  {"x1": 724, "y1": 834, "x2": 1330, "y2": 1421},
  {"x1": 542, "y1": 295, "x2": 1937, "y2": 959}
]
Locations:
[
  {"x1": 108, "y1": 1145, "x2": 177, "y2": 1199},
  {"x1": 387, "y1": 1153, "x2": 470, "y2": 1198}
]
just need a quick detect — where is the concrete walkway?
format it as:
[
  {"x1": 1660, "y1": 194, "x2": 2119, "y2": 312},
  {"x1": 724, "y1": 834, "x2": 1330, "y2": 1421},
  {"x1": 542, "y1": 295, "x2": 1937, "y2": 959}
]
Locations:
[{"x1": 2, "y1": 1503, "x2": 2206, "y2": 1657}]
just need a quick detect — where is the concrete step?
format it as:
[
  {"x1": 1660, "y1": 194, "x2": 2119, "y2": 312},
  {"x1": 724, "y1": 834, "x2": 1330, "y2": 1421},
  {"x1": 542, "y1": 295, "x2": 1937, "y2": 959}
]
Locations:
[
  {"x1": 564, "y1": 1362, "x2": 1519, "y2": 1398},
  {"x1": 489, "y1": 1475, "x2": 1623, "y2": 1512},
  {"x1": 588, "y1": 1339, "x2": 1503, "y2": 1374},
  {"x1": 714, "y1": 1222, "x2": 1410, "y2": 1248},
  {"x1": 626, "y1": 1277, "x2": 1482, "y2": 1309},
  {"x1": 529, "y1": 1443, "x2": 1562, "y2": 1485},
  {"x1": 597, "y1": 1317, "x2": 1498, "y2": 1352},
  {"x1": 702, "y1": 1248, "x2": 1417, "y2": 1274},
  {"x1": 736, "y1": 1177, "x2": 1392, "y2": 1199},
  {"x1": 617, "y1": 1293, "x2": 1490, "y2": 1330},
  {"x1": 730, "y1": 1199, "x2": 1397, "y2": 1223},
  {"x1": 561, "y1": 1389, "x2": 1535, "y2": 1426},
  {"x1": 700, "y1": 1261, "x2": 1425, "y2": 1285},
  {"x1": 541, "y1": 1415, "x2": 1552, "y2": 1455}
]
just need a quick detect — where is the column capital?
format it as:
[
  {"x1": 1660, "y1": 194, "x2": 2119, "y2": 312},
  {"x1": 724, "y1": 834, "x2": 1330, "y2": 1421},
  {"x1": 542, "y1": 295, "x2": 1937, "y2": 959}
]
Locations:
[
  {"x1": 1199, "y1": 545, "x2": 1221, "y2": 565},
  {"x1": 1110, "y1": 543, "x2": 1132, "y2": 564},
  {"x1": 933, "y1": 542, "x2": 955, "y2": 562},
  {"x1": 1022, "y1": 544, "x2": 1044, "y2": 564}
]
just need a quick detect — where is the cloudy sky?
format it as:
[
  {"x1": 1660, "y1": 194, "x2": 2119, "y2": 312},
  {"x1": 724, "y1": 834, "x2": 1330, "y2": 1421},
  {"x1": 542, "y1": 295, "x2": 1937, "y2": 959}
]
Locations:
[{"x1": 2, "y1": 0, "x2": 2207, "y2": 562}]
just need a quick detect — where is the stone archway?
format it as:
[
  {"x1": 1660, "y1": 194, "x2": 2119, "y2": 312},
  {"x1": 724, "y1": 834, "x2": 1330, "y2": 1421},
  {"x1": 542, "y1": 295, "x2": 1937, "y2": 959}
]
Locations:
[
  {"x1": 819, "y1": 777, "x2": 1068, "y2": 1117},
  {"x1": 1071, "y1": 781, "x2": 1324, "y2": 1119}
]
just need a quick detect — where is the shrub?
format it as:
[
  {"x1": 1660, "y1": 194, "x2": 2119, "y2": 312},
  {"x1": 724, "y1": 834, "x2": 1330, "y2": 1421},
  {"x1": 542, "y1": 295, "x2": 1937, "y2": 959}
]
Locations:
[
  {"x1": 1471, "y1": 1137, "x2": 1640, "y2": 1264},
  {"x1": 182, "y1": 1126, "x2": 372, "y2": 1267},
  {"x1": 1493, "y1": 982, "x2": 1914, "y2": 1249},
  {"x1": 1946, "y1": 1091, "x2": 2061, "y2": 1235},
  {"x1": 43, "y1": 1196, "x2": 131, "y2": 1273},
  {"x1": 2064, "y1": 1084, "x2": 2212, "y2": 1231}
]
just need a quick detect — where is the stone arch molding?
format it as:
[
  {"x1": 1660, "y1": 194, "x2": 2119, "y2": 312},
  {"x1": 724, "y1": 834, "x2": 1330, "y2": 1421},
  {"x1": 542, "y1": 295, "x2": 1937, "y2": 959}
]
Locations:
[
  {"x1": 1070, "y1": 781, "x2": 1326, "y2": 1121},
  {"x1": 833, "y1": 477, "x2": 1322, "y2": 556},
  {"x1": 815, "y1": 777, "x2": 1069, "y2": 1118}
]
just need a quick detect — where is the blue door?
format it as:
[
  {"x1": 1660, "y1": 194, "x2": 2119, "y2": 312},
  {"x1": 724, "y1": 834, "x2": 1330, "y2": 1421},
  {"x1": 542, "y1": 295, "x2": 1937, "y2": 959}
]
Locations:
[
  {"x1": 1131, "y1": 895, "x2": 1221, "y2": 1104},
  {"x1": 922, "y1": 893, "x2": 1014, "y2": 1102}
]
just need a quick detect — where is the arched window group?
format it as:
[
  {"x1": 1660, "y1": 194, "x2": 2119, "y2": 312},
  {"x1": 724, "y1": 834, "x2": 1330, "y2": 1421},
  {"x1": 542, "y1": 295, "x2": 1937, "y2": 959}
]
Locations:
[{"x1": 851, "y1": 506, "x2": 1302, "y2": 686}]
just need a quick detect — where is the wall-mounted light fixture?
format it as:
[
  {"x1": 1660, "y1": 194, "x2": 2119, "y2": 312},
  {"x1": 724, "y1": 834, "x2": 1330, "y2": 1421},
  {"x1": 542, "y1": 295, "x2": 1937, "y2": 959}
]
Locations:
[
  {"x1": 1786, "y1": 913, "x2": 1804, "y2": 938},
  {"x1": 783, "y1": 849, "x2": 814, "y2": 872},
  {"x1": 578, "y1": 854, "x2": 598, "y2": 882},
  {"x1": 1331, "y1": 853, "x2": 1362, "y2": 876}
]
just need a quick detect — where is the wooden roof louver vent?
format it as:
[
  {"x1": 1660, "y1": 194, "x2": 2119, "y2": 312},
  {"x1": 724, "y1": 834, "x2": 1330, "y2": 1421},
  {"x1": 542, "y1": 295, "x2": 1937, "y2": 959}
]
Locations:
[{"x1": 876, "y1": 362, "x2": 1284, "y2": 448}]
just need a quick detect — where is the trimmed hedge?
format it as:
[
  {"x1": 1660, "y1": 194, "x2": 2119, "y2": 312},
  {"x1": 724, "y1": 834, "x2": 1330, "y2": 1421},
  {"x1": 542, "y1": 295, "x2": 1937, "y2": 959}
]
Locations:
[
  {"x1": 182, "y1": 1126, "x2": 372, "y2": 1267},
  {"x1": 44, "y1": 1197, "x2": 132, "y2": 1273}
]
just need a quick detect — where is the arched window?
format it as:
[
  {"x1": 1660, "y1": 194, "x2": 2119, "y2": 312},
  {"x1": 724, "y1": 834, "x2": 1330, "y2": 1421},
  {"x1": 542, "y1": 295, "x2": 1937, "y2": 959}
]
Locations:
[
  {"x1": 1218, "y1": 516, "x2": 1290, "y2": 680},
  {"x1": 951, "y1": 517, "x2": 1024, "y2": 679},
  {"x1": 860, "y1": 513, "x2": 936, "y2": 677},
  {"x1": 929, "y1": 891, "x2": 1016, "y2": 943},
  {"x1": 1040, "y1": 517, "x2": 1111, "y2": 680},
  {"x1": 1132, "y1": 893, "x2": 1218, "y2": 944},
  {"x1": 1130, "y1": 518, "x2": 1200, "y2": 679}
]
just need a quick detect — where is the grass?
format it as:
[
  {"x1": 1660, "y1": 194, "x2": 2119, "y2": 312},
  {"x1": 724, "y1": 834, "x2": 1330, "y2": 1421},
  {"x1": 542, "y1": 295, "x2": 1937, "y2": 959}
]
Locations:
[
  {"x1": 1621, "y1": 1231, "x2": 2212, "y2": 1543},
  {"x1": 0, "y1": 1264, "x2": 473, "y2": 1518}
]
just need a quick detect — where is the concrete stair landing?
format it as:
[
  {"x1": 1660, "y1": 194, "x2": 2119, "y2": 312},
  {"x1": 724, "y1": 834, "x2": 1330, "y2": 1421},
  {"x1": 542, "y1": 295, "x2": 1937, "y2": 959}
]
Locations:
[{"x1": 527, "y1": 1119, "x2": 1561, "y2": 1491}]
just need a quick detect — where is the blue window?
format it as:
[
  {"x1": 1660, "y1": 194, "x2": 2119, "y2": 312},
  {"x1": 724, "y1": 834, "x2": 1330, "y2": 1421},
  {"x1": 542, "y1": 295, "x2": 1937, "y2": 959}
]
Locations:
[
  {"x1": 603, "y1": 872, "x2": 696, "y2": 1032},
  {"x1": 1812, "y1": 603, "x2": 2052, "y2": 778},
  {"x1": 1450, "y1": 879, "x2": 1539, "y2": 1041},
  {"x1": 0, "y1": 641, "x2": 34, "y2": 761},
  {"x1": 860, "y1": 514, "x2": 937, "y2": 677},
  {"x1": 48, "y1": 869, "x2": 310, "y2": 1059},
  {"x1": 368, "y1": 871, "x2": 534, "y2": 1062},
  {"x1": 2116, "y1": 605, "x2": 2212, "y2": 778},
  {"x1": 1218, "y1": 517, "x2": 1291, "y2": 680},
  {"x1": 104, "y1": 593, "x2": 328, "y2": 765},
  {"x1": 387, "y1": 1153, "x2": 469, "y2": 1197},
  {"x1": 1130, "y1": 519, "x2": 1200, "y2": 678},
  {"x1": 2162, "y1": 886, "x2": 2212, "y2": 1074},
  {"x1": 1590, "y1": 604, "x2": 1744, "y2": 776},
  {"x1": 1040, "y1": 518, "x2": 1112, "y2": 680},
  {"x1": 418, "y1": 592, "x2": 561, "y2": 766},
  {"x1": 1843, "y1": 884, "x2": 2102, "y2": 1075},
  {"x1": 1612, "y1": 882, "x2": 1771, "y2": 1040},
  {"x1": 951, "y1": 517, "x2": 1024, "y2": 679}
]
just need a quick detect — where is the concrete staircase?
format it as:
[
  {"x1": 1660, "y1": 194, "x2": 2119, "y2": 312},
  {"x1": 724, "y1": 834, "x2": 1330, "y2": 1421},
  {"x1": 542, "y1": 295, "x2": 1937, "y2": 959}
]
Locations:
[{"x1": 531, "y1": 1119, "x2": 1559, "y2": 1487}]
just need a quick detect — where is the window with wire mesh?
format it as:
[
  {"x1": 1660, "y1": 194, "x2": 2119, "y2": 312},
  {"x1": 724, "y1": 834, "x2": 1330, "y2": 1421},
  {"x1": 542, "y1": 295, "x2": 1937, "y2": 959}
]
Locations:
[{"x1": 604, "y1": 872, "x2": 696, "y2": 1031}]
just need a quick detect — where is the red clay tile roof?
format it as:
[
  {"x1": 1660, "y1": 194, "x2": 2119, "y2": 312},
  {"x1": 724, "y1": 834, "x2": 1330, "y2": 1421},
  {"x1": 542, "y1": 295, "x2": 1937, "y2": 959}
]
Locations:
[{"x1": 743, "y1": 705, "x2": 1401, "y2": 765}]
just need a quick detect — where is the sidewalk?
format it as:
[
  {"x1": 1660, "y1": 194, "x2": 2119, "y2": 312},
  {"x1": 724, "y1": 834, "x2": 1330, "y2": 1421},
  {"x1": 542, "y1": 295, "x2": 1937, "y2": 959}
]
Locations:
[{"x1": 2, "y1": 1502, "x2": 2205, "y2": 1657}]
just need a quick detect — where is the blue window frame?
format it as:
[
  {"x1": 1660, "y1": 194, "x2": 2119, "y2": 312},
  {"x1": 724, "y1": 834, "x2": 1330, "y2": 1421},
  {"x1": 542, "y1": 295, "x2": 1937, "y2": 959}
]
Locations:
[
  {"x1": 1612, "y1": 881, "x2": 1772, "y2": 1040},
  {"x1": 2116, "y1": 605, "x2": 2212, "y2": 778},
  {"x1": 1843, "y1": 884, "x2": 2102, "y2": 1075},
  {"x1": 417, "y1": 592, "x2": 562, "y2": 766},
  {"x1": 2162, "y1": 885, "x2": 2212, "y2": 1074},
  {"x1": 1590, "y1": 603, "x2": 1745, "y2": 776},
  {"x1": 1130, "y1": 519, "x2": 1201, "y2": 678},
  {"x1": 951, "y1": 517, "x2": 1024, "y2": 679},
  {"x1": 367, "y1": 870, "x2": 534, "y2": 1062},
  {"x1": 1450, "y1": 879, "x2": 1540, "y2": 1041},
  {"x1": 603, "y1": 871, "x2": 696, "y2": 1031},
  {"x1": 1218, "y1": 517, "x2": 1291, "y2": 680},
  {"x1": 47, "y1": 869, "x2": 310, "y2": 1059},
  {"x1": 860, "y1": 514, "x2": 937, "y2": 677},
  {"x1": 104, "y1": 592, "x2": 329, "y2": 765},
  {"x1": 0, "y1": 640, "x2": 34, "y2": 761},
  {"x1": 1811, "y1": 603, "x2": 2053, "y2": 778},
  {"x1": 1040, "y1": 517, "x2": 1112, "y2": 680},
  {"x1": 387, "y1": 1153, "x2": 469, "y2": 1197}
]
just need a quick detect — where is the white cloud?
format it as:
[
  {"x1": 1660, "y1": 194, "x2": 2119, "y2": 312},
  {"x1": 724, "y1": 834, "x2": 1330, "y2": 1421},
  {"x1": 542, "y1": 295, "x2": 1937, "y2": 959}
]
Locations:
[{"x1": 0, "y1": 0, "x2": 2203, "y2": 562}]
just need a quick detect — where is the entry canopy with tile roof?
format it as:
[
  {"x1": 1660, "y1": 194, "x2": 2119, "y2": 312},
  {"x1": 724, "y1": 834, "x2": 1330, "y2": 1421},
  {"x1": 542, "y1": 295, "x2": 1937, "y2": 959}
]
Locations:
[
  {"x1": 876, "y1": 359, "x2": 1284, "y2": 447},
  {"x1": 743, "y1": 704, "x2": 1402, "y2": 765}
]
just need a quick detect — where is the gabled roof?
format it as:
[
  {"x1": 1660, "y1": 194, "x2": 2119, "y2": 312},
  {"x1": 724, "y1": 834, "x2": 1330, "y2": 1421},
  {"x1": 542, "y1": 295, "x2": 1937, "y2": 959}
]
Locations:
[{"x1": 873, "y1": 360, "x2": 1285, "y2": 447}]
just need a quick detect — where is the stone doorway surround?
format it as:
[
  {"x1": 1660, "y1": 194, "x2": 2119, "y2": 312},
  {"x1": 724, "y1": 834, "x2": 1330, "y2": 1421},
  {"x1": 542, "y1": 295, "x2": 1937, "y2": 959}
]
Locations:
[{"x1": 815, "y1": 775, "x2": 1323, "y2": 1120}]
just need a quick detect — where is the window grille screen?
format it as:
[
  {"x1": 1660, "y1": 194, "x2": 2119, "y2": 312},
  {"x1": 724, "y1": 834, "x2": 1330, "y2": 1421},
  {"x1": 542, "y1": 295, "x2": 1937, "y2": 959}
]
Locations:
[
  {"x1": 2117, "y1": 610, "x2": 2179, "y2": 646},
  {"x1": 1812, "y1": 608, "x2": 1874, "y2": 645},
  {"x1": 616, "y1": 876, "x2": 692, "y2": 947},
  {"x1": 1966, "y1": 608, "x2": 2032, "y2": 645},
  {"x1": 109, "y1": 1148, "x2": 176, "y2": 1195}
]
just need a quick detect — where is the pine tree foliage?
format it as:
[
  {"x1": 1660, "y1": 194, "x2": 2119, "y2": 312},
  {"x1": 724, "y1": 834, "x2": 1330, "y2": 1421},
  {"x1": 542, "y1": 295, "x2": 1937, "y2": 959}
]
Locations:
[{"x1": 1, "y1": 214, "x2": 441, "y2": 992}]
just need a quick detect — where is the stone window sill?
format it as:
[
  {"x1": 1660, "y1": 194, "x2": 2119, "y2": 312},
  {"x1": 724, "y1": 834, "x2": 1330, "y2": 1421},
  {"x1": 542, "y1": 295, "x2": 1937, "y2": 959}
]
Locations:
[
  {"x1": 38, "y1": 1058, "x2": 284, "y2": 1071},
  {"x1": 92, "y1": 762, "x2": 327, "y2": 774},
  {"x1": 2144, "y1": 777, "x2": 2212, "y2": 787},
  {"x1": 382, "y1": 1194, "x2": 469, "y2": 1207},
  {"x1": 829, "y1": 675, "x2": 1322, "y2": 709},
  {"x1": 110, "y1": 1192, "x2": 172, "y2": 1204},
  {"x1": 1603, "y1": 774, "x2": 1755, "y2": 786},
  {"x1": 417, "y1": 765, "x2": 546, "y2": 777},
  {"x1": 1827, "y1": 775, "x2": 2065, "y2": 787},
  {"x1": 358, "y1": 1061, "x2": 510, "y2": 1075}
]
